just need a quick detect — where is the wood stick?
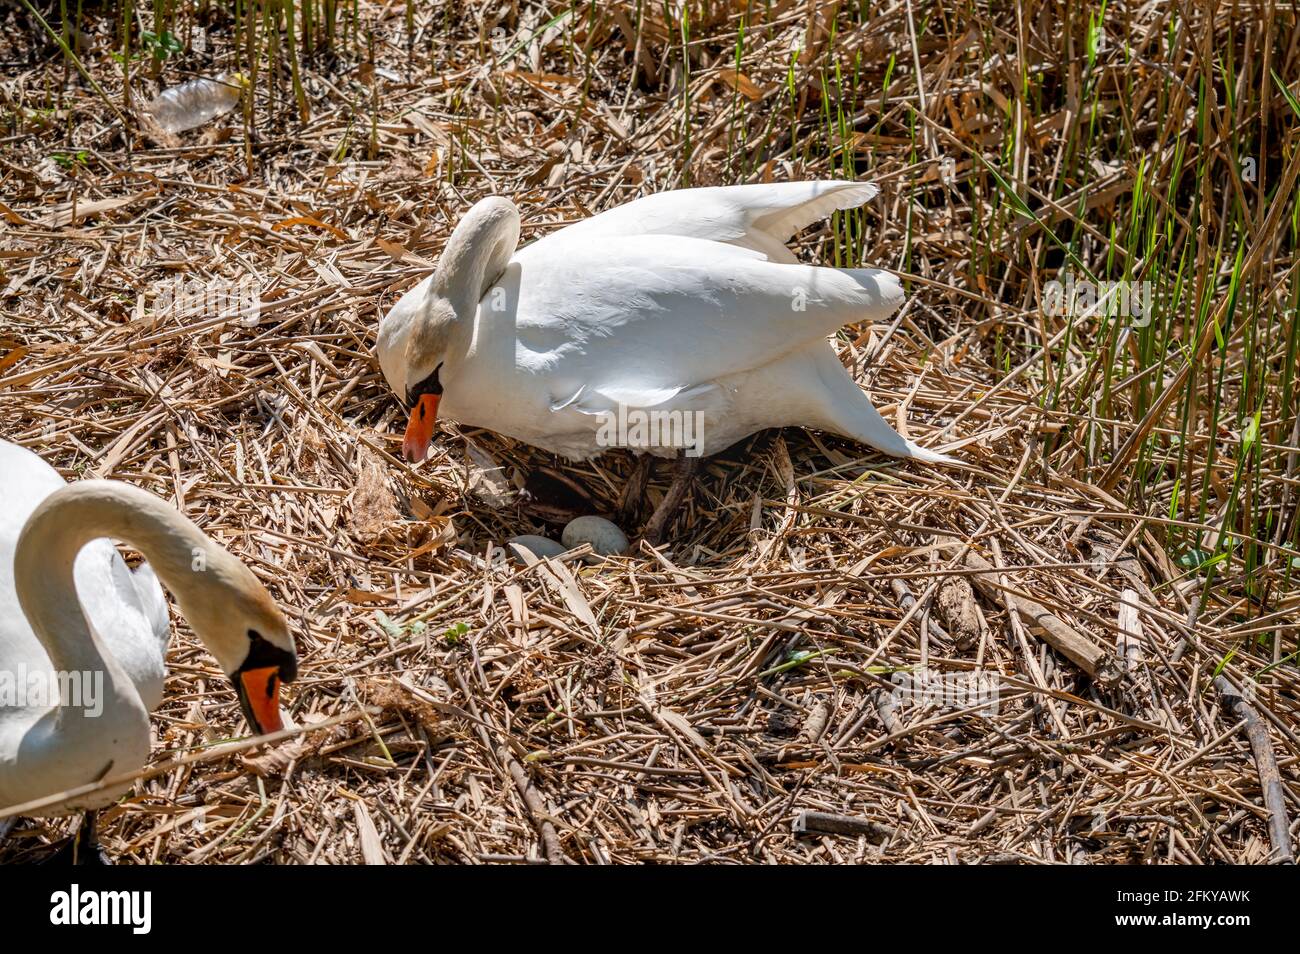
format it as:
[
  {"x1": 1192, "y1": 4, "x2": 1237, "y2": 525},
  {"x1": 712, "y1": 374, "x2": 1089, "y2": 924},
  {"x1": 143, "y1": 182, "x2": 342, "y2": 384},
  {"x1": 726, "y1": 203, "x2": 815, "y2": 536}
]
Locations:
[
  {"x1": 1213, "y1": 676, "x2": 1295, "y2": 864},
  {"x1": 793, "y1": 810, "x2": 895, "y2": 840},
  {"x1": 939, "y1": 541, "x2": 1122, "y2": 685},
  {"x1": 504, "y1": 748, "x2": 571, "y2": 865}
]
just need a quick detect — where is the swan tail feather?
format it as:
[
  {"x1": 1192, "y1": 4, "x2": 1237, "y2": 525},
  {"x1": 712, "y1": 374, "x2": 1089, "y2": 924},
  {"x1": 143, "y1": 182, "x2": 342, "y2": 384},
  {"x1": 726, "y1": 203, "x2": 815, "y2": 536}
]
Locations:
[
  {"x1": 807, "y1": 346, "x2": 958, "y2": 466},
  {"x1": 897, "y1": 440, "x2": 960, "y2": 466},
  {"x1": 749, "y1": 181, "x2": 881, "y2": 245}
]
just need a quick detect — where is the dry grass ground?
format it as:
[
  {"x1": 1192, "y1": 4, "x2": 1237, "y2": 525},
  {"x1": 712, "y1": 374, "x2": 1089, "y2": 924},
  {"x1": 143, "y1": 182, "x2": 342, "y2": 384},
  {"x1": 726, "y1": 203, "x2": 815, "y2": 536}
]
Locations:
[{"x1": 0, "y1": 1, "x2": 1298, "y2": 863}]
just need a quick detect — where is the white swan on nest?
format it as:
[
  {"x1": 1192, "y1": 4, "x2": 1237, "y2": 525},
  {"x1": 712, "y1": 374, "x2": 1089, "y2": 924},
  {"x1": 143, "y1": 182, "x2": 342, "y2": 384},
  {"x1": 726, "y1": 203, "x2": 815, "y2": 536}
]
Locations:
[{"x1": 377, "y1": 180, "x2": 954, "y2": 467}]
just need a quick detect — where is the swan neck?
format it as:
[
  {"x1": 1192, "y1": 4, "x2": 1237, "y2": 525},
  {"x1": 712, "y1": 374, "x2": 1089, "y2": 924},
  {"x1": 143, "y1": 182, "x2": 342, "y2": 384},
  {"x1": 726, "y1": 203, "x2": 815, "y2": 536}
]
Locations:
[
  {"x1": 14, "y1": 481, "x2": 206, "y2": 682},
  {"x1": 432, "y1": 198, "x2": 521, "y2": 321}
]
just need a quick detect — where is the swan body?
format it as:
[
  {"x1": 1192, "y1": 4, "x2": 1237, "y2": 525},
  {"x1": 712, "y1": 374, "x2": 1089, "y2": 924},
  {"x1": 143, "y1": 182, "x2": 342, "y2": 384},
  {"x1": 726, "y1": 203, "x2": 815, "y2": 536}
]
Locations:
[
  {"x1": 379, "y1": 181, "x2": 954, "y2": 464},
  {"x1": 0, "y1": 439, "x2": 296, "y2": 816}
]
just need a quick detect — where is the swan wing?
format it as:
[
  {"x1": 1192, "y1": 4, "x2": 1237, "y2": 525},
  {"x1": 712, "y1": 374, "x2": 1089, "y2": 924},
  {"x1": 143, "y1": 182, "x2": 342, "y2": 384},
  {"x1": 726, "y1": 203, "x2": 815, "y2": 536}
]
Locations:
[
  {"x1": 0, "y1": 440, "x2": 170, "y2": 713},
  {"x1": 507, "y1": 234, "x2": 902, "y2": 402},
  {"x1": 531, "y1": 180, "x2": 880, "y2": 262},
  {"x1": 0, "y1": 440, "x2": 68, "y2": 678},
  {"x1": 131, "y1": 563, "x2": 170, "y2": 642},
  {"x1": 76, "y1": 550, "x2": 170, "y2": 712}
]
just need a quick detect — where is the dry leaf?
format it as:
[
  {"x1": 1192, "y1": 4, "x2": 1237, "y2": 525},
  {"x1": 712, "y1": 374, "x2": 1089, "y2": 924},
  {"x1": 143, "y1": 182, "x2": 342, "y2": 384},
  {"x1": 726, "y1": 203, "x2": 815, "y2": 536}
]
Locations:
[
  {"x1": 717, "y1": 68, "x2": 765, "y2": 100},
  {"x1": 348, "y1": 448, "x2": 400, "y2": 541},
  {"x1": 272, "y1": 215, "x2": 351, "y2": 241},
  {"x1": 43, "y1": 190, "x2": 153, "y2": 228}
]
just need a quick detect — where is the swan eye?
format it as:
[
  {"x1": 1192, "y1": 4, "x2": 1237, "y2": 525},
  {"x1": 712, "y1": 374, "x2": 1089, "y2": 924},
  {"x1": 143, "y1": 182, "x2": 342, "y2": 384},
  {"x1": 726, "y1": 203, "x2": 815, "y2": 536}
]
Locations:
[
  {"x1": 406, "y1": 363, "x2": 444, "y2": 408},
  {"x1": 239, "y1": 628, "x2": 298, "y2": 683}
]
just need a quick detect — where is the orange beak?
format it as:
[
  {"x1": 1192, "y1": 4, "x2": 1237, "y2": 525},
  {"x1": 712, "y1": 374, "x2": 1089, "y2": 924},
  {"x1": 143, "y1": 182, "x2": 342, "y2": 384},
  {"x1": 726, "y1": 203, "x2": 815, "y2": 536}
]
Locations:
[
  {"x1": 236, "y1": 666, "x2": 283, "y2": 735},
  {"x1": 402, "y1": 393, "x2": 440, "y2": 462}
]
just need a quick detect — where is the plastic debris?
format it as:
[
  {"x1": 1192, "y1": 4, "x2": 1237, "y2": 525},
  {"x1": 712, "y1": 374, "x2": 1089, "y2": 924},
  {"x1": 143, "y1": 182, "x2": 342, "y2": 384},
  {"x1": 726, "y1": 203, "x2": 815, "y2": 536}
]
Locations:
[{"x1": 145, "y1": 73, "x2": 245, "y2": 134}]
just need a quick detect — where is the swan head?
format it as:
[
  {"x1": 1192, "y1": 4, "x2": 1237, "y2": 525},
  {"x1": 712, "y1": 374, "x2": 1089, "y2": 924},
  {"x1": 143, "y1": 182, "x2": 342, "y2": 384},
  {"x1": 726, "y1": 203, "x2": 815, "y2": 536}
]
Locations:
[
  {"x1": 175, "y1": 543, "x2": 298, "y2": 736},
  {"x1": 377, "y1": 195, "x2": 520, "y2": 462},
  {"x1": 376, "y1": 288, "x2": 453, "y2": 462}
]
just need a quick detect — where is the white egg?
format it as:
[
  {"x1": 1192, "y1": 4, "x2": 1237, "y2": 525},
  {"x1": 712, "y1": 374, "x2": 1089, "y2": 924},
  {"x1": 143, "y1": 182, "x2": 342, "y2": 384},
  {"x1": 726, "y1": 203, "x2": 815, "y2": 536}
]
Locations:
[{"x1": 562, "y1": 515, "x2": 631, "y2": 556}]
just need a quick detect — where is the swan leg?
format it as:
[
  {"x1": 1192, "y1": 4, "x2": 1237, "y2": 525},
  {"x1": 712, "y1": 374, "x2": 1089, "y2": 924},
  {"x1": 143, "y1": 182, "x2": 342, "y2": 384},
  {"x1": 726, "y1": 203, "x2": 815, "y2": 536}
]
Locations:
[
  {"x1": 642, "y1": 453, "x2": 700, "y2": 546},
  {"x1": 616, "y1": 453, "x2": 655, "y2": 525},
  {"x1": 41, "y1": 811, "x2": 113, "y2": 866}
]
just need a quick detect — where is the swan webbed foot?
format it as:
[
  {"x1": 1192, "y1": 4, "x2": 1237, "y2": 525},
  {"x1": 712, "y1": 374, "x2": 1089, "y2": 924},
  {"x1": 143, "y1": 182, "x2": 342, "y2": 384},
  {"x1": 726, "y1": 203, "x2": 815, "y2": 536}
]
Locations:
[
  {"x1": 642, "y1": 453, "x2": 700, "y2": 547},
  {"x1": 616, "y1": 453, "x2": 655, "y2": 526},
  {"x1": 40, "y1": 811, "x2": 114, "y2": 866}
]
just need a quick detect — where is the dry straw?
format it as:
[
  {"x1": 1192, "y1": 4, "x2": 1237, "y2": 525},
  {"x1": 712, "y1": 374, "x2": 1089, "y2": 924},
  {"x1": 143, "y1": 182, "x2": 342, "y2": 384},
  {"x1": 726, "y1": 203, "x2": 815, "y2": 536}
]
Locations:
[{"x1": 0, "y1": 1, "x2": 1296, "y2": 863}]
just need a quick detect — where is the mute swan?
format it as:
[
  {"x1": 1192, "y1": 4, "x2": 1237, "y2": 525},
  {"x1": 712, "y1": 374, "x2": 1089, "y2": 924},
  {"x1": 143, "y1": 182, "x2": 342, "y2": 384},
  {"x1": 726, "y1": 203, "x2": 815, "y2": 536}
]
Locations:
[
  {"x1": 378, "y1": 180, "x2": 954, "y2": 538},
  {"x1": 0, "y1": 439, "x2": 296, "y2": 859}
]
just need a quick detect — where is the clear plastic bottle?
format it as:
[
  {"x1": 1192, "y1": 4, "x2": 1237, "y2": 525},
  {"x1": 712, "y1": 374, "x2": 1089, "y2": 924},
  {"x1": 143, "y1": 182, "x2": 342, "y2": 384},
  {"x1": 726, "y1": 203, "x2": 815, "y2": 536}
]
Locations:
[{"x1": 145, "y1": 72, "x2": 246, "y2": 134}]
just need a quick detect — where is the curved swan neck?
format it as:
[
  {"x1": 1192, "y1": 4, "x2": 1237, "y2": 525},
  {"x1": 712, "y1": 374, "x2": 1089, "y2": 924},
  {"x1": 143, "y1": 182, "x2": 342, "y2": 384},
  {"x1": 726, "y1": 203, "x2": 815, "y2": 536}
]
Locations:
[
  {"x1": 14, "y1": 481, "x2": 211, "y2": 679},
  {"x1": 431, "y1": 196, "x2": 521, "y2": 321}
]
